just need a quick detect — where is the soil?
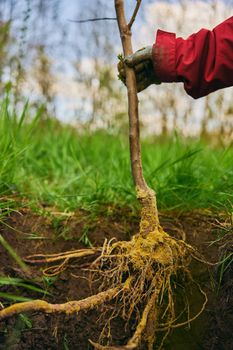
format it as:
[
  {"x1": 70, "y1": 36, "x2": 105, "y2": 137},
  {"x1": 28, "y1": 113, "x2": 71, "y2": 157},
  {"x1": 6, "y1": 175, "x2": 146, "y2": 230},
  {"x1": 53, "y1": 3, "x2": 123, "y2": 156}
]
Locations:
[{"x1": 0, "y1": 207, "x2": 232, "y2": 350}]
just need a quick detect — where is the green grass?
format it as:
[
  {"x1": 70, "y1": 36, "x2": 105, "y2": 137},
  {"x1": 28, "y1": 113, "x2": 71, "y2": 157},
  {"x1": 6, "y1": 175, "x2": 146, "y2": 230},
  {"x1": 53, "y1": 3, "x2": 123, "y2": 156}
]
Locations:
[
  {"x1": 0, "y1": 276, "x2": 50, "y2": 302},
  {"x1": 0, "y1": 96, "x2": 233, "y2": 214}
]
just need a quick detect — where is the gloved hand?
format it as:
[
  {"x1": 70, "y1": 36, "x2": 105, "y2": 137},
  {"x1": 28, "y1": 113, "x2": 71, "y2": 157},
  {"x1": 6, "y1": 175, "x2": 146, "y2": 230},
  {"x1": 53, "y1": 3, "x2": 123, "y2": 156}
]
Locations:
[{"x1": 118, "y1": 46, "x2": 160, "y2": 92}]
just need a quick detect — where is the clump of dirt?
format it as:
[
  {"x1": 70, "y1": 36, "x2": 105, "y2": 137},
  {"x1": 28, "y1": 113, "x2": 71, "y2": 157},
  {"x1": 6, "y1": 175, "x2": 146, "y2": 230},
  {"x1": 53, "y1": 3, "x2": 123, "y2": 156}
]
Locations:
[{"x1": 0, "y1": 208, "x2": 232, "y2": 349}]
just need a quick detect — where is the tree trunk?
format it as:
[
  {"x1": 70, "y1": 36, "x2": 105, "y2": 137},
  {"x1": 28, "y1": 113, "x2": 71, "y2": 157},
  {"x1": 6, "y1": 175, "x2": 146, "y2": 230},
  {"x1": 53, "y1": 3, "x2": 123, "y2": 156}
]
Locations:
[{"x1": 115, "y1": 0, "x2": 159, "y2": 235}]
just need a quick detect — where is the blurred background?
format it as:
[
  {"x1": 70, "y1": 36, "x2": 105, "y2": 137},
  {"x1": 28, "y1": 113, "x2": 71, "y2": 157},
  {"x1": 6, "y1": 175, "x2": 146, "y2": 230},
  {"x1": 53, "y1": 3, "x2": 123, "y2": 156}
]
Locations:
[{"x1": 0, "y1": 0, "x2": 232, "y2": 142}]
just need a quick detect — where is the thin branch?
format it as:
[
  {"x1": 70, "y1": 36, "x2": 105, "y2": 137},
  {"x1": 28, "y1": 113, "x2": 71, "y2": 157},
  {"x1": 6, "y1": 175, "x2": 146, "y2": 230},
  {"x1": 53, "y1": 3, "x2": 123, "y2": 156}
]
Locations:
[
  {"x1": 128, "y1": 0, "x2": 142, "y2": 29},
  {"x1": 69, "y1": 17, "x2": 117, "y2": 24}
]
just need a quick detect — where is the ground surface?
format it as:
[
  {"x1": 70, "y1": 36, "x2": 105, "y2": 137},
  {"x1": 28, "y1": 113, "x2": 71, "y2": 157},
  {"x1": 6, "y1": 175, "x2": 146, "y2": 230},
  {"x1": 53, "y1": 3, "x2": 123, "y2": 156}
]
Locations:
[{"x1": 0, "y1": 208, "x2": 232, "y2": 350}]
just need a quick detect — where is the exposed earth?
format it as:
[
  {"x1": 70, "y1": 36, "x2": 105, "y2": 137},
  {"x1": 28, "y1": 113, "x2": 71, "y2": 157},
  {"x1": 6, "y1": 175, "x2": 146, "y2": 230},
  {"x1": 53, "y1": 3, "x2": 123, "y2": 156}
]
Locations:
[{"x1": 0, "y1": 207, "x2": 232, "y2": 349}]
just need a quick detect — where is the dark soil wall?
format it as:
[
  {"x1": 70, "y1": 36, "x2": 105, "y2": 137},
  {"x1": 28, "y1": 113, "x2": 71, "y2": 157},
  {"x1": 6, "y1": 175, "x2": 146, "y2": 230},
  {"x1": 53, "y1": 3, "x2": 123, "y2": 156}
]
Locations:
[{"x1": 0, "y1": 209, "x2": 232, "y2": 349}]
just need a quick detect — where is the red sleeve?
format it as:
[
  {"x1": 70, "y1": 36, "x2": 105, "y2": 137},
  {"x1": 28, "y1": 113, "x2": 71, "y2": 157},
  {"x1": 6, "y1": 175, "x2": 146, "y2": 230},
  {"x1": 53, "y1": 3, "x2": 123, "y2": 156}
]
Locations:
[{"x1": 152, "y1": 17, "x2": 233, "y2": 99}]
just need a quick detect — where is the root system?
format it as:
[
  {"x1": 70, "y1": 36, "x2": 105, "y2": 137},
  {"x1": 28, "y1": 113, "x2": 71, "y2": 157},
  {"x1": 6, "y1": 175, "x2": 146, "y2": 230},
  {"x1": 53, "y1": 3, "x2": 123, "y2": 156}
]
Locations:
[{"x1": 0, "y1": 190, "x2": 207, "y2": 349}]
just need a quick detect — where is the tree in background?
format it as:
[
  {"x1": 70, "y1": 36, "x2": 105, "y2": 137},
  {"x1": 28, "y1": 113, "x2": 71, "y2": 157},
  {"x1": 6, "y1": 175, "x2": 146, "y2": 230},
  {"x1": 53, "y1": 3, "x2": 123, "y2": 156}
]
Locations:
[
  {"x1": 73, "y1": 0, "x2": 126, "y2": 131},
  {"x1": 0, "y1": 20, "x2": 11, "y2": 93},
  {"x1": 0, "y1": 0, "x2": 61, "y2": 111},
  {"x1": 0, "y1": 0, "x2": 232, "y2": 141},
  {"x1": 32, "y1": 44, "x2": 55, "y2": 113}
]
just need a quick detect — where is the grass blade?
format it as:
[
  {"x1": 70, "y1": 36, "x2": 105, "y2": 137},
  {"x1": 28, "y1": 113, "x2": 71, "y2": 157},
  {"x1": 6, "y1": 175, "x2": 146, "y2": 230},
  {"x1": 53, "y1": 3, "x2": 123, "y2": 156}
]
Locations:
[{"x1": 0, "y1": 234, "x2": 29, "y2": 273}]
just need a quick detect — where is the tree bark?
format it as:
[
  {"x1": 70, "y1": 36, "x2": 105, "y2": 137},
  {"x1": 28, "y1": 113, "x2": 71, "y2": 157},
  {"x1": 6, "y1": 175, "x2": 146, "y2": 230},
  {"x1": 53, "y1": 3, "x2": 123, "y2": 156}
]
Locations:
[{"x1": 115, "y1": 0, "x2": 159, "y2": 232}]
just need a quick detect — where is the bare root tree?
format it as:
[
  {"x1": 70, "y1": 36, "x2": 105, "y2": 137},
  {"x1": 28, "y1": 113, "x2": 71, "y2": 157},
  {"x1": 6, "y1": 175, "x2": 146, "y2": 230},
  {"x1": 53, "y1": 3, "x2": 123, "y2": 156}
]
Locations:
[{"x1": 0, "y1": 1, "x2": 208, "y2": 349}]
